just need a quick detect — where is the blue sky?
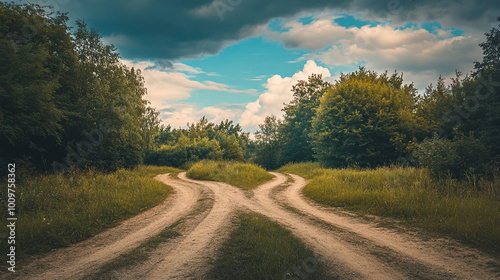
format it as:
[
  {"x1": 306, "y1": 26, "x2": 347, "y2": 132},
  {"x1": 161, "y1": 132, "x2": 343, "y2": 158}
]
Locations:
[{"x1": 23, "y1": 0, "x2": 500, "y2": 131}]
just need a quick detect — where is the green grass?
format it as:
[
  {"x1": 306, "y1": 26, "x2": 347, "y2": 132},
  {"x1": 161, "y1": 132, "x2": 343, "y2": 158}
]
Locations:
[
  {"x1": 186, "y1": 160, "x2": 273, "y2": 190},
  {"x1": 0, "y1": 165, "x2": 180, "y2": 261},
  {"x1": 278, "y1": 162, "x2": 327, "y2": 179},
  {"x1": 279, "y1": 163, "x2": 500, "y2": 252},
  {"x1": 209, "y1": 212, "x2": 327, "y2": 280}
]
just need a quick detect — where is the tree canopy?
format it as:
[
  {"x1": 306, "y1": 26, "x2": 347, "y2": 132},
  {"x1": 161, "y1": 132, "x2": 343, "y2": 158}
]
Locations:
[{"x1": 311, "y1": 68, "x2": 420, "y2": 168}]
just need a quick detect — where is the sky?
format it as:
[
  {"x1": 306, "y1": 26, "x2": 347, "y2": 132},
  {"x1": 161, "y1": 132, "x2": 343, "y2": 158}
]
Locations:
[{"x1": 22, "y1": 0, "x2": 500, "y2": 132}]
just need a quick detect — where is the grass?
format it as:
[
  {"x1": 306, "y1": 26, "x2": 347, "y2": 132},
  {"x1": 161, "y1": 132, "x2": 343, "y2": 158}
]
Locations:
[
  {"x1": 279, "y1": 163, "x2": 500, "y2": 253},
  {"x1": 0, "y1": 165, "x2": 181, "y2": 262},
  {"x1": 209, "y1": 212, "x2": 327, "y2": 280},
  {"x1": 186, "y1": 160, "x2": 273, "y2": 190}
]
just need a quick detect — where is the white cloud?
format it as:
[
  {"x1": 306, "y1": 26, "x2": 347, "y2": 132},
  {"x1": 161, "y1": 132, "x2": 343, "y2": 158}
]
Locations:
[
  {"x1": 160, "y1": 103, "x2": 245, "y2": 128},
  {"x1": 238, "y1": 60, "x2": 331, "y2": 132},
  {"x1": 268, "y1": 17, "x2": 482, "y2": 92},
  {"x1": 121, "y1": 60, "x2": 257, "y2": 127},
  {"x1": 268, "y1": 19, "x2": 352, "y2": 50}
]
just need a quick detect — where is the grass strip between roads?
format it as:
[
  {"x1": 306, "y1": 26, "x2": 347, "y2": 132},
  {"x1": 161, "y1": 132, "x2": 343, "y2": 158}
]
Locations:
[
  {"x1": 0, "y1": 165, "x2": 180, "y2": 261},
  {"x1": 209, "y1": 212, "x2": 327, "y2": 280},
  {"x1": 186, "y1": 160, "x2": 273, "y2": 190},
  {"x1": 278, "y1": 162, "x2": 500, "y2": 253}
]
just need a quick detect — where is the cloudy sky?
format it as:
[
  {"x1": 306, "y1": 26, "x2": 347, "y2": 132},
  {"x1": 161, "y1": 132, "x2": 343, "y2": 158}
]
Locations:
[{"x1": 28, "y1": 0, "x2": 500, "y2": 131}]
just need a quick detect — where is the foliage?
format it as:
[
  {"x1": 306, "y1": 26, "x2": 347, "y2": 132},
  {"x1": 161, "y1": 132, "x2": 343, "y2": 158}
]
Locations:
[
  {"x1": 0, "y1": 165, "x2": 179, "y2": 258},
  {"x1": 146, "y1": 117, "x2": 248, "y2": 167},
  {"x1": 0, "y1": 3, "x2": 162, "y2": 173},
  {"x1": 254, "y1": 115, "x2": 282, "y2": 170},
  {"x1": 186, "y1": 160, "x2": 273, "y2": 190},
  {"x1": 412, "y1": 133, "x2": 489, "y2": 179},
  {"x1": 209, "y1": 212, "x2": 326, "y2": 280},
  {"x1": 470, "y1": 17, "x2": 500, "y2": 162},
  {"x1": 311, "y1": 68, "x2": 421, "y2": 168},
  {"x1": 0, "y1": 3, "x2": 76, "y2": 171},
  {"x1": 279, "y1": 74, "x2": 330, "y2": 165}
]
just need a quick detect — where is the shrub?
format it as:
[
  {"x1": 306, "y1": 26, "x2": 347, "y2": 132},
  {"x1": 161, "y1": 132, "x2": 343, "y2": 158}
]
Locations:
[{"x1": 413, "y1": 133, "x2": 489, "y2": 179}]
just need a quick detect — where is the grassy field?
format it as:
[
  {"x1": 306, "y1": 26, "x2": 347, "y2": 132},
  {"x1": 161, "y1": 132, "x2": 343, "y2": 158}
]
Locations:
[
  {"x1": 186, "y1": 160, "x2": 273, "y2": 190},
  {"x1": 278, "y1": 163, "x2": 500, "y2": 252},
  {"x1": 209, "y1": 212, "x2": 327, "y2": 280},
  {"x1": 1, "y1": 165, "x2": 180, "y2": 260}
]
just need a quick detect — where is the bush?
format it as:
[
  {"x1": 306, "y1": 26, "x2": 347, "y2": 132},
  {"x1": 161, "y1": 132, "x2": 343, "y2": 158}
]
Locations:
[{"x1": 413, "y1": 133, "x2": 489, "y2": 179}]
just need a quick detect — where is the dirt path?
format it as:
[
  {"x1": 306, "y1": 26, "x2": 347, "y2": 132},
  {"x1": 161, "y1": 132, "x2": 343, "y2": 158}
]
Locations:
[
  {"x1": 11, "y1": 172, "x2": 500, "y2": 279},
  {"x1": 278, "y1": 173, "x2": 500, "y2": 279},
  {"x1": 7, "y1": 174, "x2": 200, "y2": 280}
]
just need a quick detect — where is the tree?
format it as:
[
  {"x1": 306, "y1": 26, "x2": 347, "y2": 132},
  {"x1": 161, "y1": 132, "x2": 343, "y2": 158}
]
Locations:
[
  {"x1": 254, "y1": 115, "x2": 282, "y2": 170},
  {"x1": 145, "y1": 117, "x2": 248, "y2": 167},
  {"x1": 311, "y1": 68, "x2": 420, "y2": 168},
  {"x1": 470, "y1": 17, "x2": 500, "y2": 162},
  {"x1": 0, "y1": 3, "x2": 77, "y2": 171},
  {"x1": 65, "y1": 21, "x2": 152, "y2": 171},
  {"x1": 280, "y1": 74, "x2": 330, "y2": 164}
]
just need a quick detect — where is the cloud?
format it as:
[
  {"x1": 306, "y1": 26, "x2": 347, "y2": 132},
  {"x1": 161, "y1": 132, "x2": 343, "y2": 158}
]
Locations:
[
  {"x1": 239, "y1": 60, "x2": 331, "y2": 131},
  {"x1": 270, "y1": 18, "x2": 482, "y2": 91},
  {"x1": 59, "y1": 0, "x2": 499, "y2": 61},
  {"x1": 121, "y1": 60, "x2": 257, "y2": 117},
  {"x1": 160, "y1": 103, "x2": 245, "y2": 128},
  {"x1": 267, "y1": 19, "x2": 352, "y2": 50}
]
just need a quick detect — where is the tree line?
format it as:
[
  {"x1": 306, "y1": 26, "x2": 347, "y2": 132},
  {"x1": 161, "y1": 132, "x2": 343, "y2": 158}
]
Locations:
[
  {"x1": 1, "y1": 3, "x2": 498, "y2": 180},
  {"x1": 253, "y1": 18, "x2": 500, "y2": 179}
]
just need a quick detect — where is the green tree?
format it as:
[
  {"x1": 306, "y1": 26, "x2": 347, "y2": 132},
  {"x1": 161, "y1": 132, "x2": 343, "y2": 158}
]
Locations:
[
  {"x1": 0, "y1": 3, "x2": 77, "y2": 170},
  {"x1": 254, "y1": 115, "x2": 282, "y2": 170},
  {"x1": 280, "y1": 74, "x2": 330, "y2": 164},
  {"x1": 311, "y1": 68, "x2": 420, "y2": 168},
  {"x1": 470, "y1": 17, "x2": 500, "y2": 162}
]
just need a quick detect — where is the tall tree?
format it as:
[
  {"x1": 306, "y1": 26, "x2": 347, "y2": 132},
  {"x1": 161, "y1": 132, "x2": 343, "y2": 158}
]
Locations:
[
  {"x1": 470, "y1": 17, "x2": 500, "y2": 162},
  {"x1": 0, "y1": 3, "x2": 77, "y2": 170},
  {"x1": 311, "y1": 68, "x2": 420, "y2": 168},
  {"x1": 254, "y1": 115, "x2": 282, "y2": 170},
  {"x1": 280, "y1": 74, "x2": 330, "y2": 164}
]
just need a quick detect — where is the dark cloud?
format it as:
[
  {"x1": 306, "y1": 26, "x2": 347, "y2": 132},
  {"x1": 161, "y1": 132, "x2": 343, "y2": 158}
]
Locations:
[{"x1": 53, "y1": 0, "x2": 500, "y2": 60}]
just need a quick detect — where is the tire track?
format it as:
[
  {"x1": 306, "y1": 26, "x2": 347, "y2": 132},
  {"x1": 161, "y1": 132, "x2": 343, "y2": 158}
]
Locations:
[{"x1": 144, "y1": 173, "x2": 238, "y2": 279}]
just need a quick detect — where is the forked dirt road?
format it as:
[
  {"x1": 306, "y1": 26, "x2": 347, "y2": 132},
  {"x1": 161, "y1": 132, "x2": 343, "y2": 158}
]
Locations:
[{"x1": 7, "y1": 172, "x2": 500, "y2": 279}]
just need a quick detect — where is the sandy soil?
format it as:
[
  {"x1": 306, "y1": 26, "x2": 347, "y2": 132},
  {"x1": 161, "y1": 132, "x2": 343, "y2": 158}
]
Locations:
[{"x1": 9, "y1": 172, "x2": 500, "y2": 279}]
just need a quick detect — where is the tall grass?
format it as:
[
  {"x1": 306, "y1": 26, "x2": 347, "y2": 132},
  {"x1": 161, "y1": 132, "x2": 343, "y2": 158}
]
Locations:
[
  {"x1": 0, "y1": 165, "x2": 180, "y2": 260},
  {"x1": 209, "y1": 212, "x2": 326, "y2": 280},
  {"x1": 279, "y1": 163, "x2": 500, "y2": 252},
  {"x1": 186, "y1": 160, "x2": 273, "y2": 190}
]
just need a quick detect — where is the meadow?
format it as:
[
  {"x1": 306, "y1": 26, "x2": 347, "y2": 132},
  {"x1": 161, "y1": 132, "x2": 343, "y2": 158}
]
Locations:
[
  {"x1": 209, "y1": 212, "x2": 326, "y2": 280},
  {"x1": 279, "y1": 162, "x2": 500, "y2": 252}
]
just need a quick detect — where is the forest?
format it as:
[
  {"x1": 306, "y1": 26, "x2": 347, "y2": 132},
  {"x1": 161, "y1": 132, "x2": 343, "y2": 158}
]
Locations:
[{"x1": 1, "y1": 2, "x2": 499, "y2": 182}]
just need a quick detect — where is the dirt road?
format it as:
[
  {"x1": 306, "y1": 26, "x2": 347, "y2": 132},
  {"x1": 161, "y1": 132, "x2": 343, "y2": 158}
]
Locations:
[{"x1": 9, "y1": 172, "x2": 500, "y2": 279}]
